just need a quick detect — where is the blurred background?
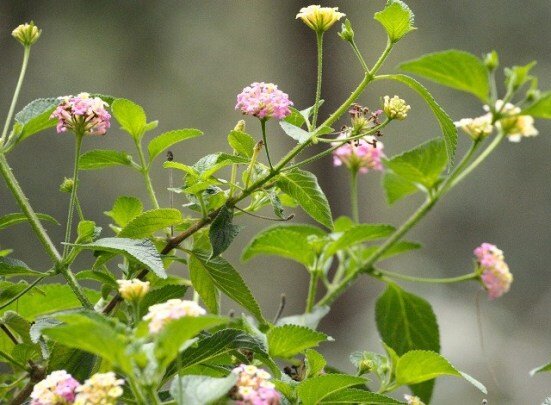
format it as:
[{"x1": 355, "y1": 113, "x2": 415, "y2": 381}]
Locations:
[{"x1": 0, "y1": 1, "x2": 549, "y2": 403}]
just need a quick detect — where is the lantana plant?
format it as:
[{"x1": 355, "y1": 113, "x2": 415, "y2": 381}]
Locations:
[{"x1": 0, "y1": 2, "x2": 549, "y2": 404}]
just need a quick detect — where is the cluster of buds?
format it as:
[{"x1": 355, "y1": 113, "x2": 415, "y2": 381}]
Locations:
[
  {"x1": 488, "y1": 100, "x2": 538, "y2": 142},
  {"x1": 235, "y1": 82, "x2": 293, "y2": 120},
  {"x1": 455, "y1": 114, "x2": 493, "y2": 140},
  {"x1": 143, "y1": 299, "x2": 206, "y2": 333},
  {"x1": 230, "y1": 364, "x2": 280, "y2": 405},
  {"x1": 12, "y1": 22, "x2": 41, "y2": 47},
  {"x1": 31, "y1": 371, "x2": 123, "y2": 405},
  {"x1": 296, "y1": 5, "x2": 345, "y2": 33},
  {"x1": 383, "y1": 95, "x2": 411, "y2": 120},
  {"x1": 51, "y1": 92, "x2": 111, "y2": 136},
  {"x1": 117, "y1": 278, "x2": 150, "y2": 302},
  {"x1": 474, "y1": 243, "x2": 513, "y2": 299}
]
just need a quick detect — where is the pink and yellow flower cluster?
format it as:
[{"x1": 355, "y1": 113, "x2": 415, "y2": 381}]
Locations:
[
  {"x1": 143, "y1": 298, "x2": 206, "y2": 333},
  {"x1": 236, "y1": 82, "x2": 293, "y2": 120},
  {"x1": 474, "y1": 242, "x2": 513, "y2": 299},
  {"x1": 51, "y1": 92, "x2": 111, "y2": 136},
  {"x1": 231, "y1": 364, "x2": 281, "y2": 405}
]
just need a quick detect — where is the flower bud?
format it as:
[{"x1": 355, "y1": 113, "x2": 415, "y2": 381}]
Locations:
[
  {"x1": 12, "y1": 22, "x2": 41, "y2": 47},
  {"x1": 405, "y1": 394, "x2": 425, "y2": 405},
  {"x1": 483, "y1": 50, "x2": 499, "y2": 71},
  {"x1": 338, "y1": 19, "x2": 354, "y2": 42},
  {"x1": 358, "y1": 358, "x2": 374, "y2": 375},
  {"x1": 296, "y1": 5, "x2": 345, "y2": 33},
  {"x1": 59, "y1": 177, "x2": 75, "y2": 193},
  {"x1": 383, "y1": 95, "x2": 411, "y2": 120},
  {"x1": 234, "y1": 120, "x2": 246, "y2": 132},
  {"x1": 116, "y1": 279, "x2": 150, "y2": 302}
]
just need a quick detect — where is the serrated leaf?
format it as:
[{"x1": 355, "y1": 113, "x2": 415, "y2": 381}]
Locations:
[
  {"x1": 79, "y1": 149, "x2": 133, "y2": 170},
  {"x1": 276, "y1": 305, "x2": 330, "y2": 330},
  {"x1": 297, "y1": 374, "x2": 366, "y2": 405},
  {"x1": 148, "y1": 129, "x2": 203, "y2": 162},
  {"x1": 522, "y1": 92, "x2": 551, "y2": 119},
  {"x1": 242, "y1": 224, "x2": 325, "y2": 267},
  {"x1": 0, "y1": 257, "x2": 42, "y2": 277},
  {"x1": 118, "y1": 208, "x2": 182, "y2": 238},
  {"x1": 284, "y1": 107, "x2": 307, "y2": 128},
  {"x1": 0, "y1": 212, "x2": 59, "y2": 231},
  {"x1": 280, "y1": 121, "x2": 311, "y2": 143},
  {"x1": 70, "y1": 238, "x2": 167, "y2": 278},
  {"x1": 267, "y1": 324, "x2": 329, "y2": 358},
  {"x1": 75, "y1": 270, "x2": 118, "y2": 289},
  {"x1": 322, "y1": 388, "x2": 404, "y2": 404},
  {"x1": 325, "y1": 224, "x2": 395, "y2": 257},
  {"x1": 382, "y1": 172, "x2": 419, "y2": 204},
  {"x1": 13, "y1": 98, "x2": 58, "y2": 142},
  {"x1": 189, "y1": 251, "x2": 264, "y2": 323},
  {"x1": 305, "y1": 349, "x2": 326, "y2": 377},
  {"x1": 170, "y1": 373, "x2": 238, "y2": 405},
  {"x1": 228, "y1": 130, "x2": 256, "y2": 158},
  {"x1": 276, "y1": 169, "x2": 333, "y2": 229},
  {"x1": 400, "y1": 50, "x2": 489, "y2": 102},
  {"x1": 380, "y1": 74, "x2": 457, "y2": 164},
  {"x1": 209, "y1": 206, "x2": 241, "y2": 258},
  {"x1": 374, "y1": 0, "x2": 416, "y2": 43},
  {"x1": 104, "y1": 196, "x2": 143, "y2": 228},
  {"x1": 0, "y1": 311, "x2": 31, "y2": 343},
  {"x1": 111, "y1": 98, "x2": 148, "y2": 140}
]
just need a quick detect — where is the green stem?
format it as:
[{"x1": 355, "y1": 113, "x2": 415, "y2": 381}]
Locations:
[
  {"x1": 349, "y1": 169, "x2": 359, "y2": 223},
  {"x1": 311, "y1": 31, "x2": 324, "y2": 129},
  {"x1": 128, "y1": 377, "x2": 148, "y2": 405},
  {"x1": 0, "y1": 154, "x2": 61, "y2": 262},
  {"x1": 75, "y1": 195, "x2": 85, "y2": 221},
  {"x1": 350, "y1": 40, "x2": 369, "y2": 72},
  {"x1": 369, "y1": 39, "x2": 393, "y2": 77},
  {"x1": 0, "y1": 46, "x2": 30, "y2": 146},
  {"x1": 63, "y1": 134, "x2": 83, "y2": 257},
  {"x1": 228, "y1": 154, "x2": 238, "y2": 198},
  {"x1": 59, "y1": 266, "x2": 93, "y2": 309},
  {"x1": 376, "y1": 270, "x2": 478, "y2": 284},
  {"x1": 305, "y1": 270, "x2": 319, "y2": 313},
  {"x1": 260, "y1": 119, "x2": 273, "y2": 170},
  {"x1": 136, "y1": 141, "x2": 160, "y2": 209}
]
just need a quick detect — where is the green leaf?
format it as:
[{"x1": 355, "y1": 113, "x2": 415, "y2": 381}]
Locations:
[
  {"x1": 267, "y1": 324, "x2": 329, "y2": 359},
  {"x1": 112, "y1": 98, "x2": 148, "y2": 139},
  {"x1": 380, "y1": 74, "x2": 457, "y2": 164},
  {"x1": 382, "y1": 172, "x2": 418, "y2": 204},
  {"x1": 400, "y1": 50, "x2": 489, "y2": 102},
  {"x1": 276, "y1": 169, "x2": 333, "y2": 229},
  {"x1": 189, "y1": 253, "x2": 219, "y2": 314},
  {"x1": 384, "y1": 138, "x2": 447, "y2": 190},
  {"x1": 79, "y1": 149, "x2": 133, "y2": 170},
  {"x1": 228, "y1": 130, "x2": 256, "y2": 158},
  {"x1": 374, "y1": 0, "x2": 416, "y2": 43},
  {"x1": 0, "y1": 257, "x2": 42, "y2": 278},
  {"x1": 522, "y1": 92, "x2": 551, "y2": 119},
  {"x1": 305, "y1": 349, "x2": 326, "y2": 377},
  {"x1": 189, "y1": 251, "x2": 265, "y2": 323},
  {"x1": 276, "y1": 306, "x2": 330, "y2": 330},
  {"x1": 43, "y1": 311, "x2": 132, "y2": 374},
  {"x1": 505, "y1": 61, "x2": 537, "y2": 91},
  {"x1": 297, "y1": 374, "x2": 366, "y2": 405},
  {"x1": 375, "y1": 283, "x2": 440, "y2": 402},
  {"x1": 280, "y1": 121, "x2": 311, "y2": 143},
  {"x1": 13, "y1": 98, "x2": 58, "y2": 142},
  {"x1": 0, "y1": 213, "x2": 59, "y2": 231},
  {"x1": 284, "y1": 107, "x2": 307, "y2": 128},
  {"x1": 75, "y1": 270, "x2": 119, "y2": 289},
  {"x1": 104, "y1": 196, "x2": 143, "y2": 228},
  {"x1": 148, "y1": 129, "x2": 203, "y2": 162},
  {"x1": 325, "y1": 224, "x2": 395, "y2": 257},
  {"x1": 0, "y1": 311, "x2": 31, "y2": 343},
  {"x1": 209, "y1": 206, "x2": 242, "y2": 258},
  {"x1": 322, "y1": 388, "x2": 404, "y2": 404},
  {"x1": 530, "y1": 362, "x2": 551, "y2": 376},
  {"x1": 170, "y1": 374, "x2": 238, "y2": 405},
  {"x1": 154, "y1": 315, "x2": 226, "y2": 373},
  {"x1": 70, "y1": 237, "x2": 167, "y2": 278},
  {"x1": 242, "y1": 224, "x2": 325, "y2": 267},
  {"x1": 118, "y1": 208, "x2": 183, "y2": 238},
  {"x1": 362, "y1": 241, "x2": 422, "y2": 261}
]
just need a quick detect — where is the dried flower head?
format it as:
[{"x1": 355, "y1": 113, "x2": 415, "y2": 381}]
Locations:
[
  {"x1": 383, "y1": 95, "x2": 411, "y2": 120},
  {"x1": 31, "y1": 370, "x2": 80, "y2": 405},
  {"x1": 230, "y1": 364, "x2": 280, "y2": 405},
  {"x1": 117, "y1": 279, "x2": 150, "y2": 302},
  {"x1": 236, "y1": 82, "x2": 293, "y2": 120},
  {"x1": 12, "y1": 22, "x2": 41, "y2": 47},
  {"x1": 455, "y1": 114, "x2": 493, "y2": 140},
  {"x1": 143, "y1": 299, "x2": 206, "y2": 333},
  {"x1": 74, "y1": 372, "x2": 124, "y2": 405},
  {"x1": 51, "y1": 93, "x2": 111, "y2": 136},
  {"x1": 333, "y1": 135, "x2": 384, "y2": 174},
  {"x1": 485, "y1": 100, "x2": 538, "y2": 142},
  {"x1": 296, "y1": 5, "x2": 345, "y2": 32},
  {"x1": 474, "y1": 243, "x2": 513, "y2": 299}
]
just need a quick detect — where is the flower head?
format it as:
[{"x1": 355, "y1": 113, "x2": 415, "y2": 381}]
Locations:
[
  {"x1": 143, "y1": 299, "x2": 206, "y2": 333},
  {"x1": 455, "y1": 114, "x2": 493, "y2": 140},
  {"x1": 74, "y1": 372, "x2": 124, "y2": 405},
  {"x1": 236, "y1": 82, "x2": 293, "y2": 120},
  {"x1": 332, "y1": 135, "x2": 384, "y2": 174},
  {"x1": 117, "y1": 279, "x2": 150, "y2": 302},
  {"x1": 230, "y1": 364, "x2": 280, "y2": 405},
  {"x1": 474, "y1": 243, "x2": 513, "y2": 299},
  {"x1": 484, "y1": 100, "x2": 538, "y2": 142},
  {"x1": 383, "y1": 95, "x2": 411, "y2": 120},
  {"x1": 296, "y1": 5, "x2": 345, "y2": 32},
  {"x1": 404, "y1": 394, "x2": 425, "y2": 405},
  {"x1": 12, "y1": 22, "x2": 41, "y2": 46},
  {"x1": 31, "y1": 370, "x2": 80, "y2": 405},
  {"x1": 51, "y1": 93, "x2": 111, "y2": 136}
]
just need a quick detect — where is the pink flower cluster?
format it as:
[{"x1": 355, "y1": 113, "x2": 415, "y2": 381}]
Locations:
[
  {"x1": 474, "y1": 243, "x2": 513, "y2": 299},
  {"x1": 30, "y1": 370, "x2": 80, "y2": 405},
  {"x1": 332, "y1": 135, "x2": 384, "y2": 174},
  {"x1": 235, "y1": 82, "x2": 293, "y2": 120},
  {"x1": 51, "y1": 92, "x2": 111, "y2": 136},
  {"x1": 230, "y1": 364, "x2": 280, "y2": 405},
  {"x1": 143, "y1": 299, "x2": 206, "y2": 333}
]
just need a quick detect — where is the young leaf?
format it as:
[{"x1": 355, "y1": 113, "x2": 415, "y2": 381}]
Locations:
[
  {"x1": 0, "y1": 257, "x2": 42, "y2": 278},
  {"x1": 276, "y1": 306, "x2": 330, "y2": 330},
  {"x1": 374, "y1": 0, "x2": 416, "y2": 43},
  {"x1": 104, "y1": 196, "x2": 143, "y2": 228},
  {"x1": 78, "y1": 149, "x2": 133, "y2": 170},
  {"x1": 380, "y1": 74, "x2": 457, "y2": 164},
  {"x1": 382, "y1": 172, "x2": 419, "y2": 204},
  {"x1": 505, "y1": 61, "x2": 537, "y2": 91},
  {"x1": 69, "y1": 238, "x2": 167, "y2": 278},
  {"x1": 228, "y1": 130, "x2": 256, "y2": 158},
  {"x1": 111, "y1": 98, "x2": 148, "y2": 140},
  {"x1": 242, "y1": 224, "x2": 325, "y2": 267},
  {"x1": 0, "y1": 212, "x2": 59, "y2": 231},
  {"x1": 322, "y1": 388, "x2": 404, "y2": 404},
  {"x1": 305, "y1": 349, "x2": 326, "y2": 377},
  {"x1": 118, "y1": 208, "x2": 183, "y2": 238},
  {"x1": 170, "y1": 374, "x2": 238, "y2": 405},
  {"x1": 276, "y1": 169, "x2": 333, "y2": 229},
  {"x1": 522, "y1": 92, "x2": 551, "y2": 119},
  {"x1": 267, "y1": 325, "x2": 329, "y2": 359},
  {"x1": 209, "y1": 206, "x2": 242, "y2": 258},
  {"x1": 189, "y1": 251, "x2": 265, "y2": 323},
  {"x1": 279, "y1": 121, "x2": 311, "y2": 144},
  {"x1": 13, "y1": 98, "x2": 58, "y2": 142},
  {"x1": 148, "y1": 129, "x2": 203, "y2": 162},
  {"x1": 530, "y1": 362, "x2": 551, "y2": 376},
  {"x1": 297, "y1": 374, "x2": 366, "y2": 405},
  {"x1": 400, "y1": 50, "x2": 490, "y2": 102},
  {"x1": 324, "y1": 224, "x2": 395, "y2": 257}
]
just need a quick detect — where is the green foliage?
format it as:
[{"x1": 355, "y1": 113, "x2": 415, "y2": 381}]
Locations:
[
  {"x1": 112, "y1": 98, "x2": 152, "y2": 140},
  {"x1": 118, "y1": 208, "x2": 182, "y2": 238},
  {"x1": 280, "y1": 121, "x2": 311, "y2": 144},
  {"x1": 12, "y1": 98, "x2": 58, "y2": 143},
  {"x1": 104, "y1": 196, "x2": 143, "y2": 228},
  {"x1": 0, "y1": 212, "x2": 58, "y2": 230},
  {"x1": 170, "y1": 374, "x2": 238, "y2": 405},
  {"x1": 322, "y1": 389, "x2": 404, "y2": 404},
  {"x1": 78, "y1": 149, "x2": 133, "y2": 170},
  {"x1": 0, "y1": 257, "x2": 42, "y2": 278},
  {"x1": 374, "y1": 0, "x2": 416, "y2": 43},
  {"x1": 400, "y1": 50, "x2": 490, "y2": 102},
  {"x1": 523, "y1": 92, "x2": 551, "y2": 119},
  {"x1": 505, "y1": 61, "x2": 537, "y2": 91},
  {"x1": 305, "y1": 349, "x2": 327, "y2": 378},
  {"x1": 530, "y1": 362, "x2": 551, "y2": 376},
  {"x1": 209, "y1": 206, "x2": 242, "y2": 258},
  {"x1": 297, "y1": 374, "x2": 366, "y2": 405},
  {"x1": 324, "y1": 224, "x2": 395, "y2": 257},
  {"x1": 148, "y1": 129, "x2": 203, "y2": 162},
  {"x1": 228, "y1": 130, "x2": 256, "y2": 158},
  {"x1": 267, "y1": 324, "x2": 329, "y2": 358}
]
